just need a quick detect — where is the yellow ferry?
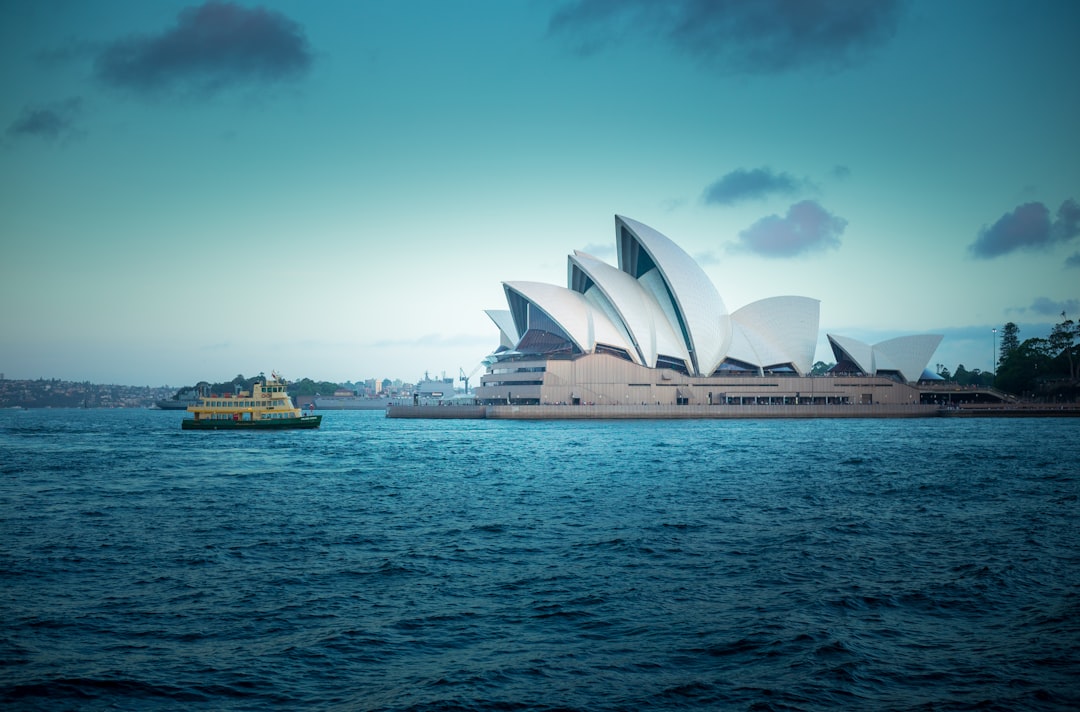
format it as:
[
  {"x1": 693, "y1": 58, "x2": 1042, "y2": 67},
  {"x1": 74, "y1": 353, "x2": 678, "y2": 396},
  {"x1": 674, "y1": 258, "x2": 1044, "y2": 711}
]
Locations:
[{"x1": 181, "y1": 372, "x2": 322, "y2": 430}]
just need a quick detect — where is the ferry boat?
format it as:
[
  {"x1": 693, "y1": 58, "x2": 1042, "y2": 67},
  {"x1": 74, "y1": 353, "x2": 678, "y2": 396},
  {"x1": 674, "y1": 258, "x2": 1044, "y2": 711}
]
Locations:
[{"x1": 181, "y1": 372, "x2": 322, "y2": 430}]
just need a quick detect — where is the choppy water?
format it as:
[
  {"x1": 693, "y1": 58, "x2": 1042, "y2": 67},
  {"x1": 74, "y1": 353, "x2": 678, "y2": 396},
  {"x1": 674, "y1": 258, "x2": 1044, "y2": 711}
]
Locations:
[{"x1": 1, "y1": 409, "x2": 1078, "y2": 711}]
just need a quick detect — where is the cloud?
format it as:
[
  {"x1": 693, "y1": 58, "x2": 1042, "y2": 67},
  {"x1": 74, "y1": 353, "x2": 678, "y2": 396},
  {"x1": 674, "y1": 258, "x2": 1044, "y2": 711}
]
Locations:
[
  {"x1": 549, "y1": 0, "x2": 903, "y2": 74},
  {"x1": 6, "y1": 98, "x2": 83, "y2": 141},
  {"x1": 732, "y1": 200, "x2": 846, "y2": 258},
  {"x1": 830, "y1": 164, "x2": 851, "y2": 180},
  {"x1": 95, "y1": 1, "x2": 312, "y2": 96},
  {"x1": 1066, "y1": 252, "x2": 1080, "y2": 269},
  {"x1": 703, "y1": 167, "x2": 803, "y2": 206},
  {"x1": 1028, "y1": 297, "x2": 1080, "y2": 318},
  {"x1": 969, "y1": 199, "x2": 1080, "y2": 259},
  {"x1": 694, "y1": 250, "x2": 721, "y2": 266}
]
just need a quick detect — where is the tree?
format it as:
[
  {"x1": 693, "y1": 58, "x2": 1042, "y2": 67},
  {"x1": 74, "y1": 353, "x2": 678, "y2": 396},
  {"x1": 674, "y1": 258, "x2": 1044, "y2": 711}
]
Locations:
[
  {"x1": 999, "y1": 322, "x2": 1020, "y2": 363},
  {"x1": 206, "y1": 374, "x2": 265, "y2": 395},
  {"x1": 810, "y1": 361, "x2": 834, "y2": 376},
  {"x1": 1049, "y1": 313, "x2": 1078, "y2": 380},
  {"x1": 995, "y1": 337, "x2": 1054, "y2": 395},
  {"x1": 287, "y1": 378, "x2": 342, "y2": 396}
]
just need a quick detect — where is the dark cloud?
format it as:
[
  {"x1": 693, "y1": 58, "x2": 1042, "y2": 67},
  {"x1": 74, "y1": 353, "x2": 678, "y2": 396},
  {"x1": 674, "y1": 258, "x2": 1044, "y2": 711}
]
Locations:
[
  {"x1": 95, "y1": 1, "x2": 312, "y2": 95},
  {"x1": 732, "y1": 200, "x2": 846, "y2": 258},
  {"x1": 969, "y1": 199, "x2": 1080, "y2": 259},
  {"x1": 549, "y1": 0, "x2": 903, "y2": 74},
  {"x1": 1029, "y1": 296, "x2": 1080, "y2": 317},
  {"x1": 830, "y1": 164, "x2": 851, "y2": 180},
  {"x1": 7, "y1": 98, "x2": 82, "y2": 141},
  {"x1": 1058, "y1": 198, "x2": 1080, "y2": 241},
  {"x1": 1065, "y1": 252, "x2": 1080, "y2": 269},
  {"x1": 703, "y1": 167, "x2": 802, "y2": 206}
]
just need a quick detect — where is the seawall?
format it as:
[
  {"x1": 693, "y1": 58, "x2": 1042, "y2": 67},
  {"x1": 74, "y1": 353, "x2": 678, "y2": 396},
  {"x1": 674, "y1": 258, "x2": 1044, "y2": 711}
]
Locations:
[{"x1": 386, "y1": 404, "x2": 942, "y2": 420}]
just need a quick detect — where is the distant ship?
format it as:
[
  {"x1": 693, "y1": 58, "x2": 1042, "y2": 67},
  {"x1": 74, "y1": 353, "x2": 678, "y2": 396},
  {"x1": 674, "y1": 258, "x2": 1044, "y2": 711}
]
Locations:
[{"x1": 155, "y1": 385, "x2": 206, "y2": 410}]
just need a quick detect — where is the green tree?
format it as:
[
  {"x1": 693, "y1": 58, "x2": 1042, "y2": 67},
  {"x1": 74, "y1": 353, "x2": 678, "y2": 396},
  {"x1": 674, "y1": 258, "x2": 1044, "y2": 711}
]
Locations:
[
  {"x1": 287, "y1": 378, "x2": 342, "y2": 396},
  {"x1": 1049, "y1": 313, "x2": 1077, "y2": 380},
  {"x1": 955, "y1": 366, "x2": 992, "y2": 387},
  {"x1": 205, "y1": 373, "x2": 266, "y2": 395},
  {"x1": 995, "y1": 337, "x2": 1054, "y2": 395},
  {"x1": 810, "y1": 361, "x2": 834, "y2": 375},
  {"x1": 999, "y1": 322, "x2": 1020, "y2": 364}
]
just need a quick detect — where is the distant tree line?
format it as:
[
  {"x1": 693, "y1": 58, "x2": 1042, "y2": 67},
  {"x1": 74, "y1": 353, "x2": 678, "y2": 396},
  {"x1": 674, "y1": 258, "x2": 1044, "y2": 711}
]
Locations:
[
  {"x1": 205, "y1": 374, "x2": 343, "y2": 397},
  {"x1": 994, "y1": 316, "x2": 1079, "y2": 400},
  {"x1": 287, "y1": 378, "x2": 346, "y2": 396},
  {"x1": 936, "y1": 364, "x2": 995, "y2": 388}
]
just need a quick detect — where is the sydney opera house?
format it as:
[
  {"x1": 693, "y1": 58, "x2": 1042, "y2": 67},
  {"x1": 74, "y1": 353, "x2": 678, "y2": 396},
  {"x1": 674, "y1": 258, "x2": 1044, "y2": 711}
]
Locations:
[{"x1": 472, "y1": 215, "x2": 944, "y2": 410}]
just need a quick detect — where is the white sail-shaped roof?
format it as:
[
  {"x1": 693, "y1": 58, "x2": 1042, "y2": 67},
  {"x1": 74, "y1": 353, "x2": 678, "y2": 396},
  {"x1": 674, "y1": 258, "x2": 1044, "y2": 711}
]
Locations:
[
  {"x1": 727, "y1": 321, "x2": 789, "y2": 372},
  {"x1": 873, "y1": 334, "x2": 943, "y2": 382},
  {"x1": 730, "y1": 296, "x2": 820, "y2": 374},
  {"x1": 725, "y1": 323, "x2": 764, "y2": 371},
  {"x1": 828, "y1": 333, "x2": 943, "y2": 382},
  {"x1": 615, "y1": 215, "x2": 731, "y2": 376},
  {"x1": 568, "y1": 251, "x2": 690, "y2": 370},
  {"x1": 503, "y1": 281, "x2": 637, "y2": 359},
  {"x1": 828, "y1": 334, "x2": 875, "y2": 373},
  {"x1": 484, "y1": 309, "x2": 519, "y2": 349}
]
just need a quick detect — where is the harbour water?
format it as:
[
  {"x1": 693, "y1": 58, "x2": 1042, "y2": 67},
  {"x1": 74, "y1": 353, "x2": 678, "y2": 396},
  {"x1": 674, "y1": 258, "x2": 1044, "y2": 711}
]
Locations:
[{"x1": 1, "y1": 409, "x2": 1078, "y2": 710}]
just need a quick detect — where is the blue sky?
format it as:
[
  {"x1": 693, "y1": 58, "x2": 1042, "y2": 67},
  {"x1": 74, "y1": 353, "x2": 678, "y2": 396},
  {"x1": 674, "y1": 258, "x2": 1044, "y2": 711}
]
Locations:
[{"x1": 2, "y1": 0, "x2": 1077, "y2": 387}]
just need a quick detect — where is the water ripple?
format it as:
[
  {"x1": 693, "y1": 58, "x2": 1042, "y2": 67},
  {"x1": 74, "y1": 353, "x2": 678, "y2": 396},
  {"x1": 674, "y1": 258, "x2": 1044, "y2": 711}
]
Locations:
[{"x1": 1, "y1": 410, "x2": 1078, "y2": 710}]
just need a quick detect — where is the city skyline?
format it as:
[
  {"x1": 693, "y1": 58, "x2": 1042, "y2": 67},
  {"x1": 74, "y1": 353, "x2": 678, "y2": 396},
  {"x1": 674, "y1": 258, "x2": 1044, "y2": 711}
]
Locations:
[{"x1": 2, "y1": 1, "x2": 1078, "y2": 386}]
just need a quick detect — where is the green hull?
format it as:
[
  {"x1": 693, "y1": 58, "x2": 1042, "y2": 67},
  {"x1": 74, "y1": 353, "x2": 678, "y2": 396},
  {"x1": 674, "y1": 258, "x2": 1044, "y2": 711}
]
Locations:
[{"x1": 181, "y1": 415, "x2": 322, "y2": 430}]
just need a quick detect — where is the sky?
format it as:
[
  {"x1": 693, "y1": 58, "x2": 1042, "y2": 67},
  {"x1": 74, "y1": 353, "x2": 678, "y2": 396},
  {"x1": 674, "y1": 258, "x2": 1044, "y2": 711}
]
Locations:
[{"x1": 2, "y1": 0, "x2": 1078, "y2": 387}]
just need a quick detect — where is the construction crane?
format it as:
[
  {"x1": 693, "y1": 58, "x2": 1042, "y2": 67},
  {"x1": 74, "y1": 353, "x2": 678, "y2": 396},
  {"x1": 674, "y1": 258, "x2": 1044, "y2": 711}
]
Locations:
[{"x1": 459, "y1": 363, "x2": 483, "y2": 394}]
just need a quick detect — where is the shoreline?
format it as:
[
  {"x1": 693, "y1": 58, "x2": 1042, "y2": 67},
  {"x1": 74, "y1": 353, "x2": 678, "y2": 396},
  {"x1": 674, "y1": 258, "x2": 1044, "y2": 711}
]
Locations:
[{"x1": 386, "y1": 403, "x2": 1080, "y2": 420}]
